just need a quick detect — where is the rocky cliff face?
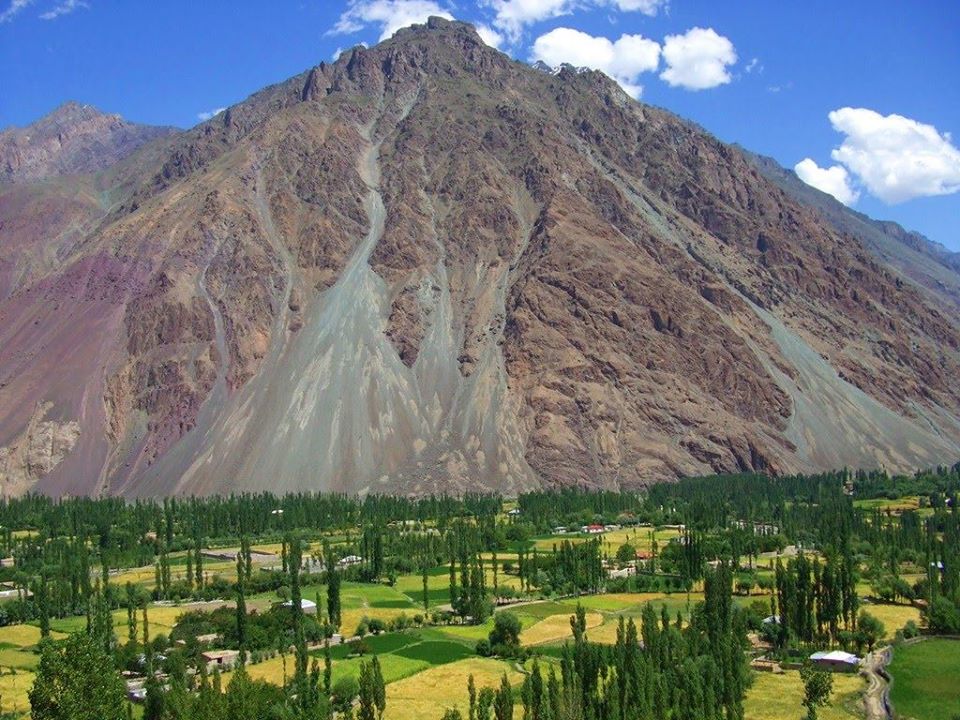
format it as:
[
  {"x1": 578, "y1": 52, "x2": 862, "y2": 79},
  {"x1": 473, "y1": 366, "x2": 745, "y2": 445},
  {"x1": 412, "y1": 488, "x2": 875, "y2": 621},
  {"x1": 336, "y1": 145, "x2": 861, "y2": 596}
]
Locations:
[
  {"x1": 1, "y1": 18, "x2": 959, "y2": 497},
  {"x1": 0, "y1": 102, "x2": 175, "y2": 183}
]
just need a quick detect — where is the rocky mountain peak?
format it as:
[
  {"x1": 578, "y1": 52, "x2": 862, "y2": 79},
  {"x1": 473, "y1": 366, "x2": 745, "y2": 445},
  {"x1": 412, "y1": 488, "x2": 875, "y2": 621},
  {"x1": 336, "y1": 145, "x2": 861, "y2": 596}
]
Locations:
[
  {"x1": 0, "y1": 101, "x2": 175, "y2": 183},
  {"x1": 1, "y1": 22, "x2": 958, "y2": 498}
]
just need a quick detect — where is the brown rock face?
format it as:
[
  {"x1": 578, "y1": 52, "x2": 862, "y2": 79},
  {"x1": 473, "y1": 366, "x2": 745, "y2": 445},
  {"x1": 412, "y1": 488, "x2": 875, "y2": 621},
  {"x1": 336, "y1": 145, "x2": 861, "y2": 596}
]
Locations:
[
  {"x1": 1, "y1": 18, "x2": 958, "y2": 497},
  {"x1": 0, "y1": 102, "x2": 175, "y2": 183}
]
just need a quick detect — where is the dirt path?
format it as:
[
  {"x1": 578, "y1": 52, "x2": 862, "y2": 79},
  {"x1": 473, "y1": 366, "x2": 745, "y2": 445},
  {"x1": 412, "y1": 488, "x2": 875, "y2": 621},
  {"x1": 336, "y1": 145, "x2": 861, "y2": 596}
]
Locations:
[{"x1": 861, "y1": 645, "x2": 893, "y2": 720}]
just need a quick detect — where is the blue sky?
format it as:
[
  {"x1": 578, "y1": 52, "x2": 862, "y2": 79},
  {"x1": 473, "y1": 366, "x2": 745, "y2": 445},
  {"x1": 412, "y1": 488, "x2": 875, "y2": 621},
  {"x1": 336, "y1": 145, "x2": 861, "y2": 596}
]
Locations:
[{"x1": 2, "y1": 0, "x2": 959, "y2": 250}]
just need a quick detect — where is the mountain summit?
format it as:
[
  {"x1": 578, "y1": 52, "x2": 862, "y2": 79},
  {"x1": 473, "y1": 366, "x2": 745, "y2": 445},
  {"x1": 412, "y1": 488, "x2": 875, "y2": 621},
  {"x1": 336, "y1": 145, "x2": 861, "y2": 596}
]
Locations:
[
  {"x1": 0, "y1": 102, "x2": 175, "y2": 183},
  {"x1": 1, "y1": 18, "x2": 959, "y2": 497}
]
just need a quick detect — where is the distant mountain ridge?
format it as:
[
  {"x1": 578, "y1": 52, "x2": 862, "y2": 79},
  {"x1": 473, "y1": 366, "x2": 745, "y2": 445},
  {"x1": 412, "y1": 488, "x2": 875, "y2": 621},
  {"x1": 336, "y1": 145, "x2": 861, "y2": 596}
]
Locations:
[
  {"x1": 0, "y1": 18, "x2": 958, "y2": 498},
  {"x1": 0, "y1": 101, "x2": 176, "y2": 183}
]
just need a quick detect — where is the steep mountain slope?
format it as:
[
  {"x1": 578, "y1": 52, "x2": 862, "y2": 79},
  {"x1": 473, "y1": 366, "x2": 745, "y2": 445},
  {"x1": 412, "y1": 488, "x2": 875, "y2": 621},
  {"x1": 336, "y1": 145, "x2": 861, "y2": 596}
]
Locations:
[
  {"x1": 744, "y1": 149, "x2": 960, "y2": 314},
  {"x1": 1, "y1": 18, "x2": 958, "y2": 497}
]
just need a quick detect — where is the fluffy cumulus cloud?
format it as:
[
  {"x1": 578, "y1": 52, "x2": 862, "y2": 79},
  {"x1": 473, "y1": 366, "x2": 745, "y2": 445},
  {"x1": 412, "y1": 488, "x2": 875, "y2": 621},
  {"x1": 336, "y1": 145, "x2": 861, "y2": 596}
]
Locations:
[
  {"x1": 827, "y1": 107, "x2": 960, "y2": 204},
  {"x1": 197, "y1": 107, "x2": 226, "y2": 122},
  {"x1": 475, "y1": 23, "x2": 504, "y2": 48},
  {"x1": 333, "y1": 0, "x2": 452, "y2": 42},
  {"x1": 484, "y1": 0, "x2": 667, "y2": 41},
  {"x1": 531, "y1": 27, "x2": 660, "y2": 98},
  {"x1": 39, "y1": 0, "x2": 87, "y2": 20},
  {"x1": 660, "y1": 27, "x2": 737, "y2": 90},
  {"x1": 794, "y1": 159, "x2": 860, "y2": 206}
]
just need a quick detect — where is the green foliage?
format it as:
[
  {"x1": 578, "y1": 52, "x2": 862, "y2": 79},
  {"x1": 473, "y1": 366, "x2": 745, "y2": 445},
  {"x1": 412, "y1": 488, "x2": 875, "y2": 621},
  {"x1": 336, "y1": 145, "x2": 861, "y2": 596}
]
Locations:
[
  {"x1": 800, "y1": 663, "x2": 833, "y2": 720},
  {"x1": 488, "y1": 612, "x2": 521, "y2": 654},
  {"x1": 29, "y1": 634, "x2": 127, "y2": 720}
]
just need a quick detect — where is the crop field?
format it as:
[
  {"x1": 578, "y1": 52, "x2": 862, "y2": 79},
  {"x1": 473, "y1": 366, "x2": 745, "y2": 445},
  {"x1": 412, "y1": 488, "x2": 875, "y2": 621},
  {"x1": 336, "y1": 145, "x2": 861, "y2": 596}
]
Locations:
[
  {"x1": 528, "y1": 527, "x2": 682, "y2": 554},
  {"x1": 0, "y1": 624, "x2": 65, "y2": 648},
  {"x1": 521, "y1": 612, "x2": 603, "y2": 646},
  {"x1": 384, "y1": 658, "x2": 522, "y2": 720},
  {"x1": 888, "y1": 638, "x2": 960, "y2": 720},
  {"x1": 853, "y1": 496, "x2": 921, "y2": 512},
  {"x1": 0, "y1": 669, "x2": 35, "y2": 716},
  {"x1": 744, "y1": 670, "x2": 865, "y2": 720},
  {"x1": 858, "y1": 602, "x2": 921, "y2": 639}
]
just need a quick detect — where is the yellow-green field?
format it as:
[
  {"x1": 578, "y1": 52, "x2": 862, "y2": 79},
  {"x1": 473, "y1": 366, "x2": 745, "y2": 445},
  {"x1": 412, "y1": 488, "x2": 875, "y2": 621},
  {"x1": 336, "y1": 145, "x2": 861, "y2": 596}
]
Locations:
[
  {"x1": 0, "y1": 669, "x2": 35, "y2": 716},
  {"x1": 859, "y1": 603, "x2": 921, "y2": 639},
  {"x1": 0, "y1": 624, "x2": 65, "y2": 647},
  {"x1": 529, "y1": 527, "x2": 682, "y2": 554},
  {"x1": 384, "y1": 658, "x2": 522, "y2": 720},
  {"x1": 520, "y1": 612, "x2": 603, "y2": 646},
  {"x1": 744, "y1": 670, "x2": 865, "y2": 720}
]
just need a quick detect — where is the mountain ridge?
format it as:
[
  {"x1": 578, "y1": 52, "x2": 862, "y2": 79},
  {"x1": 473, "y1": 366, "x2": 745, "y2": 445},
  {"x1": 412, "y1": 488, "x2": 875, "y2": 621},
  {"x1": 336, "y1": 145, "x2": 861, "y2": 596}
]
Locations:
[{"x1": 1, "y1": 17, "x2": 958, "y2": 497}]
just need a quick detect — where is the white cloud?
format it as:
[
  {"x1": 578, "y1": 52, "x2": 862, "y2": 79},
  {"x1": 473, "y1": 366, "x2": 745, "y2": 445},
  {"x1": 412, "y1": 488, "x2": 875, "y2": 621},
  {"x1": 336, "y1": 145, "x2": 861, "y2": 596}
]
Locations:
[
  {"x1": 745, "y1": 57, "x2": 761, "y2": 74},
  {"x1": 197, "y1": 107, "x2": 226, "y2": 122},
  {"x1": 827, "y1": 107, "x2": 960, "y2": 204},
  {"x1": 475, "y1": 23, "x2": 504, "y2": 48},
  {"x1": 0, "y1": 0, "x2": 34, "y2": 23},
  {"x1": 333, "y1": 0, "x2": 452, "y2": 42},
  {"x1": 39, "y1": 0, "x2": 87, "y2": 20},
  {"x1": 794, "y1": 159, "x2": 860, "y2": 206},
  {"x1": 660, "y1": 27, "x2": 737, "y2": 90},
  {"x1": 531, "y1": 26, "x2": 660, "y2": 98},
  {"x1": 609, "y1": 0, "x2": 665, "y2": 11},
  {"x1": 483, "y1": 0, "x2": 667, "y2": 41}
]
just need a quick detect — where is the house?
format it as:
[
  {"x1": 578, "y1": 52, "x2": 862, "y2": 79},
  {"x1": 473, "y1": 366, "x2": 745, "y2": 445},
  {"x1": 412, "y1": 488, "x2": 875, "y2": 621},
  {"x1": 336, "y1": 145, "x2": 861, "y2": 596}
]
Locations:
[
  {"x1": 607, "y1": 566, "x2": 636, "y2": 580},
  {"x1": 552, "y1": 526, "x2": 568, "y2": 535},
  {"x1": 202, "y1": 649, "x2": 241, "y2": 671},
  {"x1": 281, "y1": 598, "x2": 318, "y2": 614},
  {"x1": 507, "y1": 508, "x2": 522, "y2": 517},
  {"x1": 581, "y1": 524, "x2": 605, "y2": 534},
  {"x1": 635, "y1": 550, "x2": 654, "y2": 561},
  {"x1": 337, "y1": 554, "x2": 363, "y2": 568},
  {"x1": 762, "y1": 615, "x2": 781, "y2": 626},
  {"x1": 809, "y1": 650, "x2": 860, "y2": 672}
]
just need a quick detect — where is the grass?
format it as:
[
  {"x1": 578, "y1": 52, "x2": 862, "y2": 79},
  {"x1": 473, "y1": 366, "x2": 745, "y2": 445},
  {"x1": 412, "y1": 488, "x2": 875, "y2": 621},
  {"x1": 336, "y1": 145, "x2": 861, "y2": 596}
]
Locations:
[
  {"x1": 744, "y1": 669, "x2": 865, "y2": 720},
  {"x1": 888, "y1": 638, "x2": 960, "y2": 720},
  {"x1": 384, "y1": 658, "x2": 522, "y2": 720},
  {"x1": 528, "y1": 527, "x2": 682, "y2": 554},
  {"x1": 0, "y1": 648, "x2": 38, "y2": 670},
  {"x1": 0, "y1": 669, "x2": 35, "y2": 716},
  {"x1": 521, "y1": 613, "x2": 603, "y2": 646},
  {"x1": 0, "y1": 624, "x2": 65, "y2": 648},
  {"x1": 858, "y1": 602, "x2": 921, "y2": 639},
  {"x1": 235, "y1": 628, "x2": 478, "y2": 691},
  {"x1": 392, "y1": 640, "x2": 474, "y2": 664},
  {"x1": 853, "y1": 496, "x2": 921, "y2": 512}
]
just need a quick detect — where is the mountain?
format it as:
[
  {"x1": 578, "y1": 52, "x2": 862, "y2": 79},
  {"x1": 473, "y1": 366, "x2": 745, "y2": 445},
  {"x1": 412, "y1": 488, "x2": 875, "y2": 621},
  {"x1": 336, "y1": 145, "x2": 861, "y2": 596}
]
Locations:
[
  {"x1": 0, "y1": 101, "x2": 176, "y2": 183},
  {"x1": 743, "y1": 149, "x2": 960, "y2": 313},
  {"x1": 1, "y1": 18, "x2": 959, "y2": 498}
]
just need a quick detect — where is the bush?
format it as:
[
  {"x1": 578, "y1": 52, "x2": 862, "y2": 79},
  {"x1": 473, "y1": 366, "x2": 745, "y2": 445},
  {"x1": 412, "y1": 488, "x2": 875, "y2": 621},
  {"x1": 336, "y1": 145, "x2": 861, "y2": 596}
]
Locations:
[
  {"x1": 901, "y1": 620, "x2": 920, "y2": 639},
  {"x1": 475, "y1": 639, "x2": 491, "y2": 657},
  {"x1": 488, "y1": 612, "x2": 521, "y2": 652}
]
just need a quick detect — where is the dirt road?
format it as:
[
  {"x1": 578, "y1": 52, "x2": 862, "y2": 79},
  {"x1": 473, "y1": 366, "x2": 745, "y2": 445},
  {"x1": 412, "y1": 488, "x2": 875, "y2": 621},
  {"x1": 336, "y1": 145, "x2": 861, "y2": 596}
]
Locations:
[{"x1": 861, "y1": 645, "x2": 893, "y2": 720}]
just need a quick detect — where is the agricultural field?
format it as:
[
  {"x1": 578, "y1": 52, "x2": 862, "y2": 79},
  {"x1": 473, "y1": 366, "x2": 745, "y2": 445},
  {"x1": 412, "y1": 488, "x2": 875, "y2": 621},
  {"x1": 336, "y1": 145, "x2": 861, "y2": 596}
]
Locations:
[
  {"x1": 744, "y1": 670, "x2": 865, "y2": 720},
  {"x1": 888, "y1": 638, "x2": 960, "y2": 720},
  {"x1": 384, "y1": 658, "x2": 522, "y2": 720},
  {"x1": 858, "y1": 602, "x2": 921, "y2": 639}
]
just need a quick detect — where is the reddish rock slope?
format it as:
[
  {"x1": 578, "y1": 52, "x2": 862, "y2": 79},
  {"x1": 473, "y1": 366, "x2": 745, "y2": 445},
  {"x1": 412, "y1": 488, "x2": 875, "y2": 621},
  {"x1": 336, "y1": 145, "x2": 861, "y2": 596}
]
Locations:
[{"x1": 1, "y1": 19, "x2": 958, "y2": 497}]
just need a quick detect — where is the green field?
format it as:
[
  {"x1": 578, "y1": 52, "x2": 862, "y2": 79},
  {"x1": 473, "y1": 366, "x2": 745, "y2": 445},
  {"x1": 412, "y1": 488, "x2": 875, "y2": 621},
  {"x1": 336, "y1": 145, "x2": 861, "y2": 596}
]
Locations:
[{"x1": 889, "y1": 638, "x2": 960, "y2": 720}]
